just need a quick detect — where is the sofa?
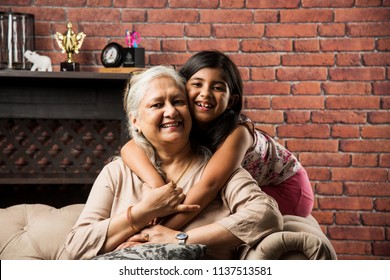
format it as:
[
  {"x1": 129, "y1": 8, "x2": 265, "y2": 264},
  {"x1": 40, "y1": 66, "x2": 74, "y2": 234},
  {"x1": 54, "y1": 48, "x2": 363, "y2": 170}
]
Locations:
[{"x1": 0, "y1": 203, "x2": 337, "y2": 260}]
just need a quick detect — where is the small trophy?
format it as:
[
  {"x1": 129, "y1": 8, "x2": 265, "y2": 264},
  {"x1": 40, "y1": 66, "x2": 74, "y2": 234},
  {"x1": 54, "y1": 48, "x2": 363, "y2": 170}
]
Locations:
[{"x1": 54, "y1": 21, "x2": 86, "y2": 71}]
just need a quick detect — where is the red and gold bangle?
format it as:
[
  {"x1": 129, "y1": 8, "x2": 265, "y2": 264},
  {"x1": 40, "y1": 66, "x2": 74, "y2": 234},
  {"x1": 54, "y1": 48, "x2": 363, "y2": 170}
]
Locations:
[{"x1": 126, "y1": 206, "x2": 141, "y2": 232}]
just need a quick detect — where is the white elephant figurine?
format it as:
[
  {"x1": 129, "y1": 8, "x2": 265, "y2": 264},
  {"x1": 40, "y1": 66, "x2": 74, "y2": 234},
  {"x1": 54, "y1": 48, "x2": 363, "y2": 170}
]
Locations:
[{"x1": 24, "y1": 50, "x2": 53, "y2": 72}]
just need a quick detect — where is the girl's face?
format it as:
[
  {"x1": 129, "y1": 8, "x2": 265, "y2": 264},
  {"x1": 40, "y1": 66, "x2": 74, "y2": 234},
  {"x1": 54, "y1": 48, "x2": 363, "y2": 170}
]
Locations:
[
  {"x1": 132, "y1": 76, "x2": 192, "y2": 148},
  {"x1": 186, "y1": 67, "x2": 237, "y2": 126}
]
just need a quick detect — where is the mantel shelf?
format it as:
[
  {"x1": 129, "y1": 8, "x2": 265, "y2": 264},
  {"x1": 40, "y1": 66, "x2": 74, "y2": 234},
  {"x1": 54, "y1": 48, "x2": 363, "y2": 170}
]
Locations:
[{"x1": 0, "y1": 69, "x2": 131, "y2": 80}]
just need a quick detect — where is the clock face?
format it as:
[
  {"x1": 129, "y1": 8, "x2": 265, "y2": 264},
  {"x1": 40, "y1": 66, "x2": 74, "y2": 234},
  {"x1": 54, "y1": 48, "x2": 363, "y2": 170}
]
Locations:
[{"x1": 101, "y1": 42, "x2": 123, "y2": 67}]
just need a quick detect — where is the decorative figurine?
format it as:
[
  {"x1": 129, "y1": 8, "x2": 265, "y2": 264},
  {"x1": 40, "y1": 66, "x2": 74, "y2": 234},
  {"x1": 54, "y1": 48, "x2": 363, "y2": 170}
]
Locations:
[
  {"x1": 54, "y1": 21, "x2": 86, "y2": 71},
  {"x1": 125, "y1": 30, "x2": 141, "y2": 48},
  {"x1": 24, "y1": 50, "x2": 52, "y2": 72}
]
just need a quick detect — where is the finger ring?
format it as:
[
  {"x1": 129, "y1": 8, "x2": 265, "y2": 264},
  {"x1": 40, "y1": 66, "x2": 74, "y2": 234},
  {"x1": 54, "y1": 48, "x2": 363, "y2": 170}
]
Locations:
[{"x1": 143, "y1": 233, "x2": 149, "y2": 241}]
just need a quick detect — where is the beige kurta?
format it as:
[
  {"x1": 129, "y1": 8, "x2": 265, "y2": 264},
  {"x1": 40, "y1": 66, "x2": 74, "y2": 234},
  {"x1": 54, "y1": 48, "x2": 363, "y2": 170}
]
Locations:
[{"x1": 64, "y1": 157, "x2": 283, "y2": 259}]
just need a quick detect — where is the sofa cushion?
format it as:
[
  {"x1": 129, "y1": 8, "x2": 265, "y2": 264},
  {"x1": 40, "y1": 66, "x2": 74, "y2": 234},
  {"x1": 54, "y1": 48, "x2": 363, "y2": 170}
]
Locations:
[
  {"x1": 93, "y1": 244, "x2": 206, "y2": 260},
  {"x1": 0, "y1": 204, "x2": 84, "y2": 260}
]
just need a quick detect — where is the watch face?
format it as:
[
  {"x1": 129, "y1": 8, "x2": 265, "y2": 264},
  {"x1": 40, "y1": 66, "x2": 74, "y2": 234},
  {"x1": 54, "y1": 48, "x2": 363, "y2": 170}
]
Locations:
[
  {"x1": 176, "y1": 232, "x2": 188, "y2": 240},
  {"x1": 101, "y1": 42, "x2": 123, "y2": 67}
]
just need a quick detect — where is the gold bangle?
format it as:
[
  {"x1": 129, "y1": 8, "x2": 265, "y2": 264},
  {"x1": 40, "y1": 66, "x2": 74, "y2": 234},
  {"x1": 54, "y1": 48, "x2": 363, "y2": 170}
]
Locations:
[{"x1": 126, "y1": 206, "x2": 141, "y2": 232}]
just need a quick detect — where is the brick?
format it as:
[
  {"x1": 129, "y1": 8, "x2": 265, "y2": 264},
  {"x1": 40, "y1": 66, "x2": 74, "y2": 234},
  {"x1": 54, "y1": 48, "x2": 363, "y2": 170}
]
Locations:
[
  {"x1": 377, "y1": 39, "x2": 390, "y2": 51},
  {"x1": 362, "y1": 213, "x2": 390, "y2": 226},
  {"x1": 187, "y1": 39, "x2": 239, "y2": 52},
  {"x1": 292, "y1": 82, "x2": 321, "y2": 95},
  {"x1": 320, "y1": 38, "x2": 375, "y2": 51},
  {"x1": 169, "y1": 0, "x2": 218, "y2": 8},
  {"x1": 253, "y1": 125, "x2": 275, "y2": 137},
  {"x1": 81, "y1": 23, "x2": 129, "y2": 37},
  {"x1": 352, "y1": 154, "x2": 379, "y2": 167},
  {"x1": 326, "y1": 96, "x2": 380, "y2": 109},
  {"x1": 363, "y1": 53, "x2": 390, "y2": 66},
  {"x1": 220, "y1": 0, "x2": 245, "y2": 8},
  {"x1": 305, "y1": 167, "x2": 331, "y2": 180},
  {"x1": 148, "y1": 53, "x2": 191, "y2": 66},
  {"x1": 331, "y1": 125, "x2": 360, "y2": 138},
  {"x1": 335, "y1": 212, "x2": 361, "y2": 225},
  {"x1": 335, "y1": 8, "x2": 390, "y2": 22},
  {"x1": 331, "y1": 240, "x2": 372, "y2": 255},
  {"x1": 68, "y1": 8, "x2": 120, "y2": 22},
  {"x1": 380, "y1": 154, "x2": 390, "y2": 167},
  {"x1": 244, "y1": 110, "x2": 284, "y2": 124},
  {"x1": 254, "y1": 10, "x2": 279, "y2": 23},
  {"x1": 318, "y1": 23, "x2": 346, "y2": 37},
  {"x1": 241, "y1": 39, "x2": 292, "y2": 52},
  {"x1": 266, "y1": 24, "x2": 317, "y2": 38},
  {"x1": 272, "y1": 96, "x2": 324, "y2": 109},
  {"x1": 312, "y1": 111, "x2": 367, "y2": 124},
  {"x1": 356, "y1": 0, "x2": 382, "y2": 6},
  {"x1": 212, "y1": 24, "x2": 264, "y2": 38},
  {"x1": 285, "y1": 111, "x2": 311, "y2": 123},
  {"x1": 35, "y1": 0, "x2": 86, "y2": 7},
  {"x1": 183, "y1": 24, "x2": 211, "y2": 37},
  {"x1": 148, "y1": 10, "x2": 199, "y2": 23},
  {"x1": 300, "y1": 152, "x2": 351, "y2": 166},
  {"x1": 162, "y1": 39, "x2": 186, "y2": 52},
  {"x1": 115, "y1": 0, "x2": 167, "y2": 7},
  {"x1": 347, "y1": 22, "x2": 390, "y2": 36},
  {"x1": 282, "y1": 54, "x2": 334, "y2": 66},
  {"x1": 361, "y1": 126, "x2": 390, "y2": 138},
  {"x1": 322, "y1": 82, "x2": 371, "y2": 95},
  {"x1": 243, "y1": 96, "x2": 270, "y2": 109},
  {"x1": 372, "y1": 242, "x2": 390, "y2": 256},
  {"x1": 375, "y1": 198, "x2": 390, "y2": 211},
  {"x1": 316, "y1": 182, "x2": 344, "y2": 195},
  {"x1": 319, "y1": 197, "x2": 373, "y2": 211},
  {"x1": 345, "y1": 182, "x2": 390, "y2": 196},
  {"x1": 277, "y1": 67, "x2": 327, "y2": 81},
  {"x1": 0, "y1": 0, "x2": 31, "y2": 4},
  {"x1": 244, "y1": 82, "x2": 290, "y2": 95},
  {"x1": 134, "y1": 24, "x2": 183, "y2": 37},
  {"x1": 311, "y1": 211, "x2": 334, "y2": 224},
  {"x1": 341, "y1": 140, "x2": 390, "y2": 152},
  {"x1": 250, "y1": 68, "x2": 275, "y2": 81},
  {"x1": 332, "y1": 167, "x2": 388, "y2": 182},
  {"x1": 247, "y1": 0, "x2": 299, "y2": 8},
  {"x1": 336, "y1": 53, "x2": 361, "y2": 66},
  {"x1": 302, "y1": 0, "x2": 354, "y2": 7},
  {"x1": 293, "y1": 39, "x2": 320, "y2": 52},
  {"x1": 383, "y1": 97, "x2": 390, "y2": 109},
  {"x1": 373, "y1": 82, "x2": 390, "y2": 95},
  {"x1": 200, "y1": 10, "x2": 252, "y2": 23},
  {"x1": 280, "y1": 9, "x2": 333, "y2": 22},
  {"x1": 230, "y1": 54, "x2": 280, "y2": 67},
  {"x1": 87, "y1": 0, "x2": 112, "y2": 7},
  {"x1": 368, "y1": 112, "x2": 390, "y2": 123},
  {"x1": 286, "y1": 139, "x2": 339, "y2": 152},
  {"x1": 277, "y1": 124, "x2": 330, "y2": 138}
]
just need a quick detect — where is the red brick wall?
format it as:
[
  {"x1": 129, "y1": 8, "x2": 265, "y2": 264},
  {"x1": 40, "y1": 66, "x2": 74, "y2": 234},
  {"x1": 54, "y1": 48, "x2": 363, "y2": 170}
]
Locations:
[{"x1": 2, "y1": 0, "x2": 389, "y2": 259}]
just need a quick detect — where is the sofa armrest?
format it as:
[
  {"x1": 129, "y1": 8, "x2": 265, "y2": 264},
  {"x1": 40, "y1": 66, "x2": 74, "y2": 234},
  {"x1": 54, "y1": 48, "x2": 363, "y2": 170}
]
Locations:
[
  {"x1": 242, "y1": 215, "x2": 337, "y2": 260},
  {"x1": 0, "y1": 204, "x2": 84, "y2": 260}
]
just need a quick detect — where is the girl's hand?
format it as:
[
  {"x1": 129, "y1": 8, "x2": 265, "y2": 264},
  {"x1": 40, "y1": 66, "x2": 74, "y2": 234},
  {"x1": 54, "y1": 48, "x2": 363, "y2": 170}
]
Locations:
[
  {"x1": 129, "y1": 225, "x2": 179, "y2": 244},
  {"x1": 138, "y1": 182, "x2": 200, "y2": 218}
]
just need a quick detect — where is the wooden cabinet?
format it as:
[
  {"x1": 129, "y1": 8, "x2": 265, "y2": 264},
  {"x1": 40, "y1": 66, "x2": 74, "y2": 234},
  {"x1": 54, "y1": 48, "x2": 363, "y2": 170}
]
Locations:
[{"x1": 0, "y1": 70, "x2": 131, "y2": 206}]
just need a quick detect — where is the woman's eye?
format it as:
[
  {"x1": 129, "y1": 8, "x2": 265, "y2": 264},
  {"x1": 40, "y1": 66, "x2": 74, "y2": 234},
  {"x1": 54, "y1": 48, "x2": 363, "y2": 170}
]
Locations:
[
  {"x1": 151, "y1": 103, "x2": 162, "y2": 108},
  {"x1": 173, "y1": 99, "x2": 185, "y2": 106}
]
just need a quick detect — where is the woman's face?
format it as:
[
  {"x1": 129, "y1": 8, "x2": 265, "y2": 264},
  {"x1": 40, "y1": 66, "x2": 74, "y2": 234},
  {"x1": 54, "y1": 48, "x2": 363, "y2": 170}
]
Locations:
[
  {"x1": 132, "y1": 76, "x2": 192, "y2": 148},
  {"x1": 186, "y1": 67, "x2": 235, "y2": 126}
]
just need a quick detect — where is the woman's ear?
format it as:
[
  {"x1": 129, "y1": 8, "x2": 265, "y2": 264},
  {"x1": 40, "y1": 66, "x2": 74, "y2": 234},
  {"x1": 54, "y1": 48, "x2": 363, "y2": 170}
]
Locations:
[
  {"x1": 227, "y1": 94, "x2": 239, "y2": 109},
  {"x1": 130, "y1": 115, "x2": 141, "y2": 134}
]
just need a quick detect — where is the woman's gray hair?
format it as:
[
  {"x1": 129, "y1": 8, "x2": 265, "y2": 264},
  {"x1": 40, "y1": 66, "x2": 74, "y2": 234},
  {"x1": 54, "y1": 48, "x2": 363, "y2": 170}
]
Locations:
[{"x1": 123, "y1": 65, "x2": 188, "y2": 174}]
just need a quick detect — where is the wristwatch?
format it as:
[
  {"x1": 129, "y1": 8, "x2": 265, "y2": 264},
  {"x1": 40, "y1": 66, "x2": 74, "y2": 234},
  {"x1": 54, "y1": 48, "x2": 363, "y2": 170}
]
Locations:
[{"x1": 175, "y1": 232, "x2": 188, "y2": 245}]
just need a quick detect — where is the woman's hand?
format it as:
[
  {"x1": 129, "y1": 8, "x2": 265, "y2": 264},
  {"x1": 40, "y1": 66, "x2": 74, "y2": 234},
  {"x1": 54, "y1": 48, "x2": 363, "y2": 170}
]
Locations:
[
  {"x1": 129, "y1": 225, "x2": 179, "y2": 244},
  {"x1": 138, "y1": 182, "x2": 200, "y2": 218}
]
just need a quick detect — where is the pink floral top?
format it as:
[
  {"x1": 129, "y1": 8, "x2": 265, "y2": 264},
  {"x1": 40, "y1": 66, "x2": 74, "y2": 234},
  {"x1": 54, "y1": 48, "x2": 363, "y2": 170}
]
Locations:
[{"x1": 240, "y1": 115, "x2": 301, "y2": 187}]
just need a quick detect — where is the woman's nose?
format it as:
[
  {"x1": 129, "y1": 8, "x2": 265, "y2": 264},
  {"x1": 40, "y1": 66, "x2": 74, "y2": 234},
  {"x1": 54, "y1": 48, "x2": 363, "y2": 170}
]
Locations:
[{"x1": 164, "y1": 103, "x2": 178, "y2": 117}]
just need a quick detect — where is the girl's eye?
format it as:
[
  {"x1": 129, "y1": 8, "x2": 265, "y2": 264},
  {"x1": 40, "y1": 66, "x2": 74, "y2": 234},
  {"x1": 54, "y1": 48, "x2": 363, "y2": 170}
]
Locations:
[
  {"x1": 213, "y1": 85, "x2": 226, "y2": 92},
  {"x1": 190, "y1": 82, "x2": 202, "y2": 88}
]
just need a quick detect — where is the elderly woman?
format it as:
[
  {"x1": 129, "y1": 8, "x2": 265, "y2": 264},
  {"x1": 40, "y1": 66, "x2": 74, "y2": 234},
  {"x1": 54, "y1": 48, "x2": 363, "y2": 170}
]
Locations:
[{"x1": 64, "y1": 65, "x2": 282, "y2": 260}]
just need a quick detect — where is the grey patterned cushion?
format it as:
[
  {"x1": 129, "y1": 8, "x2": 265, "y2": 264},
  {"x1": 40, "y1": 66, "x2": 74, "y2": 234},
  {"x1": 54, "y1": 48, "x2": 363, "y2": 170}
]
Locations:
[{"x1": 93, "y1": 244, "x2": 206, "y2": 260}]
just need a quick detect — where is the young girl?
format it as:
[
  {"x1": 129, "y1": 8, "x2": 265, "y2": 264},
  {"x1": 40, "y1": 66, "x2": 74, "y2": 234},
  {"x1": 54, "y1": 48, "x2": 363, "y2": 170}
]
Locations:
[{"x1": 121, "y1": 50, "x2": 314, "y2": 229}]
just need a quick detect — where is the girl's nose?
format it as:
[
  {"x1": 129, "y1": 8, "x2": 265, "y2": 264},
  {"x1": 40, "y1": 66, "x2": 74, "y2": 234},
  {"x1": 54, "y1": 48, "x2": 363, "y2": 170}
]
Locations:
[{"x1": 200, "y1": 86, "x2": 211, "y2": 98}]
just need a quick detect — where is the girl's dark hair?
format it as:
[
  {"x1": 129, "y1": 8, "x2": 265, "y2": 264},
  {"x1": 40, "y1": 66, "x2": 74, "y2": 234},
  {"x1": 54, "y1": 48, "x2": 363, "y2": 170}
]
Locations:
[{"x1": 179, "y1": 50, "x2": 243, "y2": 152}]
